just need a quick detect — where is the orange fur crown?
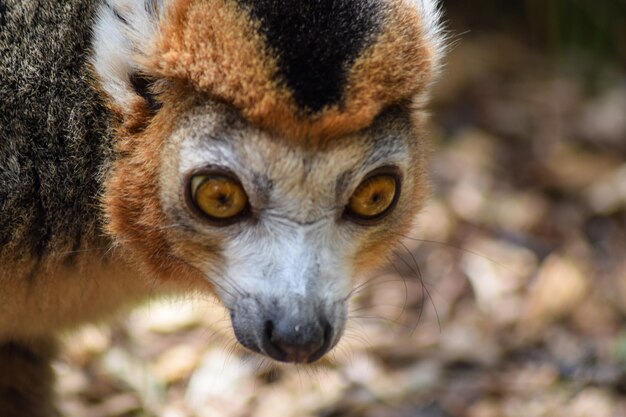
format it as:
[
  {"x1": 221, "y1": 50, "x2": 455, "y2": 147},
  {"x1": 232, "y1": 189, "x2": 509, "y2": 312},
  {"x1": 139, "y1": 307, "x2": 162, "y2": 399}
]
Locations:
[{"x1": 148, "y1": 0, "x2": 439, "y2": 141}]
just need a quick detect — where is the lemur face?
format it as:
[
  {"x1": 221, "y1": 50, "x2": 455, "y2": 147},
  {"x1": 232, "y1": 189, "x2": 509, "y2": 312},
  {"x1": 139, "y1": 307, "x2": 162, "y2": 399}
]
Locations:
[
  {"x1": 93, "y1": 0, "x2": 444, "y2": 363},
  {"x1": 156, "y1": 103, "x2": 424, "y2": 362}
]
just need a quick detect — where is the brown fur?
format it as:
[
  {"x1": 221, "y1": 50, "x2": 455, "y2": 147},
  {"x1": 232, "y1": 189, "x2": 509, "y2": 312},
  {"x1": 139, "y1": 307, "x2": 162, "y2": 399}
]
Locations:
[
  {"x1": 0, "y1": 251, "x2": 151, "y2": 340},
  {"x1": 0, "y1": 338, "x2": 57, "y2": 417},
  {"x1": 103, "y1": 85, "x2": 217, "y2": 291},
  {"x1": 146, "y1": 0, "x2": 436, "y2": 143}
]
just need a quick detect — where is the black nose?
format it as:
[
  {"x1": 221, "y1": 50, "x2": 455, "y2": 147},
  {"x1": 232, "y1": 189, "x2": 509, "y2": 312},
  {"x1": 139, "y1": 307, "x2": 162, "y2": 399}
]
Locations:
[{"x1": 262, "y1": 318, "x2": 333, "y2": 364}]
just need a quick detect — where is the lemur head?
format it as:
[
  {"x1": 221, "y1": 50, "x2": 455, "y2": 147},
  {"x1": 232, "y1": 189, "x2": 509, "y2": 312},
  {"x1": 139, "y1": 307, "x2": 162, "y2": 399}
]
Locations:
[{"x1": 93, "y1": 0, "x2": 445, "y2": 363}]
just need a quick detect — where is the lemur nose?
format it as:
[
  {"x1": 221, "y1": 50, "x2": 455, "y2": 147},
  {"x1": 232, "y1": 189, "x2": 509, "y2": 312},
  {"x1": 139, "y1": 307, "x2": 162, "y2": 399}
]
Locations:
[{"x1": 262, "y1": 318, "x2": 332, "y2": 364}]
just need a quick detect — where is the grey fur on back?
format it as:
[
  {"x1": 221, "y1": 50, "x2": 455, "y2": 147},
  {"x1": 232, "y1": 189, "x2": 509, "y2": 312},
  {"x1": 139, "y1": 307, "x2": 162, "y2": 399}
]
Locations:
[{"x1": 0, "y1": 0, "x2": 114, "y2": 260}]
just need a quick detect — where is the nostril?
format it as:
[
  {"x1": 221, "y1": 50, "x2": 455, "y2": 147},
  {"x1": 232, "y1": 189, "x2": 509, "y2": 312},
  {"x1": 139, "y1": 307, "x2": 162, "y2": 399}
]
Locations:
[
  {"x1": 264, "y1": 320, "x2": 281, "y2": 351},
  {"x1": 308, "y1": 322, "x2": 333, "y2": 363},
  {"x1": 264, "y1": 320, "x2": 274, "y2": 342},
  {"x1": 323, "y1": 322, "x2": 333, "y2": 345},
  {"x1": 263, "y1": 320, "x2": 288, "y2": 360}
]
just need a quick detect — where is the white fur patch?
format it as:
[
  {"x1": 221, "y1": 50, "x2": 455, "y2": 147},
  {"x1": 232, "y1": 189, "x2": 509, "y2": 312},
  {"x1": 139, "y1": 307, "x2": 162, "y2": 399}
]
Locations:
[
  {"x1": 220, "y1": 219, "x2": 353, "y2": 307},
  {"x1": 91, "y1": 0, "x2": 168, "y2": 110},
  {"x1": 407, "y1": 0, "x2": 447, "y2": 73}
]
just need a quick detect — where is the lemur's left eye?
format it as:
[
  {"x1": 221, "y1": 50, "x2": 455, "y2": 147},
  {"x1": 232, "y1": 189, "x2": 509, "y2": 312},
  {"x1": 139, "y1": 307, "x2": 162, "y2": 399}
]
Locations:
[
  {"x1": 345, "y1": 168, "x2": 401, "y2": 223},
  {"x1": 189, "y1": 174, "x2": 249, "y2": 223}
]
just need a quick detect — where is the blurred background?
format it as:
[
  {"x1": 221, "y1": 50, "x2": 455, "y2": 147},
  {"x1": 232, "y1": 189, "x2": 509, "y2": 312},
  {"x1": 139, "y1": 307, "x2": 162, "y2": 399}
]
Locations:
[{"x1": 57, "y1": 1, "x2": 626, "y2": 416}]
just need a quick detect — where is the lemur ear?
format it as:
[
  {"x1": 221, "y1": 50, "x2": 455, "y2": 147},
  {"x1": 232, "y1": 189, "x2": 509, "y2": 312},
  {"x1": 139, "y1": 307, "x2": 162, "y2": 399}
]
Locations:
[
  {"x1": 129, "y1": 73, "x2": 163, "y2": 113},
  {"x1": 407, "y1": 0, "x2": 447, "y2": 74},
  {"x1": 92, "y1": 0, "x2": 164, "y2": 113}
]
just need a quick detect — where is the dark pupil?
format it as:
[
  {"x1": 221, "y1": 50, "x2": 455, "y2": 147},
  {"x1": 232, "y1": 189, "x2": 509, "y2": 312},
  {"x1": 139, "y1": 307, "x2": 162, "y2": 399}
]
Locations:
[
  {"x1": 371, "y1": 192, "x2": 382, "y2": 204},
  {"x1": 217, "y1": 193, "x2": 230, "y2": 205}
]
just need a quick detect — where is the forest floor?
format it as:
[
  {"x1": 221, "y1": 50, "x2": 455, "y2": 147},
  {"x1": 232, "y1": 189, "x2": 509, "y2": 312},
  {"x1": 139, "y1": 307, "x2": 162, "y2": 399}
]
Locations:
[{"x1": 56, "y1": 32, "x2": 626, "y2": 417}]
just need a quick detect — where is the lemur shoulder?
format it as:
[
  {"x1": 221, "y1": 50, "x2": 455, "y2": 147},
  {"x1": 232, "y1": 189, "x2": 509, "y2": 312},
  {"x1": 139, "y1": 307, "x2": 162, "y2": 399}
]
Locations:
[{"x1": 0, "y1": 0, "x2": 445, "y2": 415}]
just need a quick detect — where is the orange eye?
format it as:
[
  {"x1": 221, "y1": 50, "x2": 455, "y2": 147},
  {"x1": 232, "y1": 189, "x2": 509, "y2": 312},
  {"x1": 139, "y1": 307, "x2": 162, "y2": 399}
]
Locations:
[
  {"x1": 191, "y1": 175, "x2": 249, "y2": 220},
  {"x1": 346, "y1": 174, "x2": 399, "y2": 221}
]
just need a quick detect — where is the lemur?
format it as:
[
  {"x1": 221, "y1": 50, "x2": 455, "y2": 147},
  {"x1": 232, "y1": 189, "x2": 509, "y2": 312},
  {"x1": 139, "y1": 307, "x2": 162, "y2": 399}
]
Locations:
[{"x1": 0, "y1": 0, "x2": 445, "y2": 415}]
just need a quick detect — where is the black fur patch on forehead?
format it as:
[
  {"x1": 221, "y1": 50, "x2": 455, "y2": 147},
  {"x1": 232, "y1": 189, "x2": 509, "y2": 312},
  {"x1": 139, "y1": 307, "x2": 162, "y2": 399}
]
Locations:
[{"x1": 237, "y1": 0, "x2": 383, "y2": 113}]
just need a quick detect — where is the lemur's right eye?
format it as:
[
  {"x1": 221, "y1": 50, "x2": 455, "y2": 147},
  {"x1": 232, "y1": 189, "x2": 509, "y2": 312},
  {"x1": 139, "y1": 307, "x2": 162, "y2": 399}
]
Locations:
[
  {"x1": 344, "y1": 167, "x2": 402, "y2": 224},
  {"x1": 189, "y1": 174, "x2": 249, "y2": 223}
]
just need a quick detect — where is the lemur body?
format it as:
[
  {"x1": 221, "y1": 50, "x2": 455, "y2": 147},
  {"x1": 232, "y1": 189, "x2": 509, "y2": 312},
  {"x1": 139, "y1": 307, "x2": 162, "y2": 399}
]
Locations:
[
  {"x1": 0, "y1": 0, "x2": 150, "y2": 340},
  {"x1": 0, "y1": 0, "x2": 444, "y2": 414}
]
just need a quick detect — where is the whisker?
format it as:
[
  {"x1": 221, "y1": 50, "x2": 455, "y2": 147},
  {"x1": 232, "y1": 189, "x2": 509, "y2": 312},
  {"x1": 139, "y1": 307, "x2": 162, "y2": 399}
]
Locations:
[
  {"x1": 343, "y1": 323, "x2": 375, "y2": 350},
  {"x1": 385, "y1": 254, "x2": 409, "y2": 324},
  {"x1": 349, "y1": 303, "x2": 410, "y2": 314},
  {"x1": 395, "y1": 241, "x2": 441, "y2": 334},
  {"x1": 220, "y1": 275, "x2": 247, "y2": 298},
  {"x1": 205, "y1": 278, "x2": 238, "y2": 300},
  {"x1": 395, "y1": 233, "x2": 515, "y2": 273},
  {"x1": 393, "y1": 242, "x2": 426, "y2": 327},
  {"x1": 348, "y1": 316, "x2": 411, "y2": 332},
  {"x1": 347, "y1": 276, "x2": 414, "y2": 301}
]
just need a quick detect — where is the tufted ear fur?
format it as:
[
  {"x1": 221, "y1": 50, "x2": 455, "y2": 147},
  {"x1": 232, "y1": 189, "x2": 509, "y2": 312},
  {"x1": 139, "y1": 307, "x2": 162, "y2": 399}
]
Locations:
[
  {"x1": 91, "y1": 0, "x2": 166, "y2": 113},
  {"x1": 406, "y1": 0, "x2": 447, "y2": 97},
  {"x1": 410, "y1": 1, "x2": 446, "y2": 60}
]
